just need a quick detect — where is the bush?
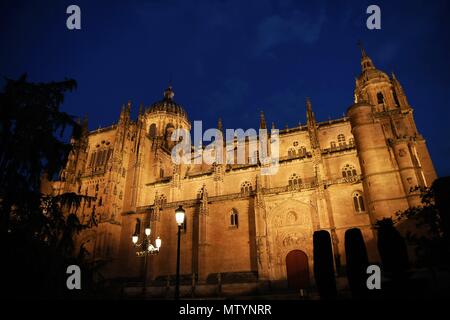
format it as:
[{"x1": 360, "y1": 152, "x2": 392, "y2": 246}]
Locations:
[
  {"x1": 313, "y1": 230, "x2": 337, "y2": 299},
  {"x1": 345, "y1": 228, "x2": 369, "y2": 297}
]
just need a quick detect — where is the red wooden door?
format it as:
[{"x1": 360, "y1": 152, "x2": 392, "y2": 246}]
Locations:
[{"x1": 286, "y1": 250, "x2": 310, "y2": 289}]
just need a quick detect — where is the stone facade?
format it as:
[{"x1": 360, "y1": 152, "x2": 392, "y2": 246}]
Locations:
[{"x1": 46, "y1": 49, "x2": 437, "y2": 293}]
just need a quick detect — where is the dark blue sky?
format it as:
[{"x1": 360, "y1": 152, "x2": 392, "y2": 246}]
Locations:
[{"x1": 1, "y1": 0, "x2": 449, "y2": 176}]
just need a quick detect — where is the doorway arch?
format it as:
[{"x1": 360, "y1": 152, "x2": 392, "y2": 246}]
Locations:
[{"x1": 286, "y1": 250, "x2": 310, "y2": 289}]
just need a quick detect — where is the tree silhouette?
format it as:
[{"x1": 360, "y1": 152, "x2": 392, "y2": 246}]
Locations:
[
  {"x1": 374, "y1": 218, "x2": 409, "y2": 277},
  {"x1": 0, "y1": 74, "x2": 93, "y2": 298},
  {"x1": 345, "y1": 228, "x2": 369, "y2": 298},
  {"x1": 313, "y1": 230, "x2": 337, "y2": 299}
]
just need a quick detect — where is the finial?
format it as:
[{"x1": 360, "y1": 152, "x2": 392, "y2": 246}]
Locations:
[
  {"x1": 260, "y1": 111, "x2": 267, "y2": 129},
  {"x1": 357, "y1": 40, "x2": 367, "y2": 57},
  {"x1": 306, "y1": 97, "x2": 313, "y2": 112},
  {"x1": 217, "y1": 117, "x2": 223, "y2": 132},
  {"x1": 271, "y1": 122, "x2": 275, "y2": 130},
  {"x1": 164, "y1": 86, "x2": 174, "y2": 100}
]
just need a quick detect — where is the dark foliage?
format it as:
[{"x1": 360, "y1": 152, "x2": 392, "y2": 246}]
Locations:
[
  {"x1": 374, "y1": 218, "x2": 409, "y2": 276},
  {"x1": 0, "y1": 74, "x2": 93, "y2": 298},
  {"x1": 345, "y1": 228, "x2": 369, "y2": 298},
  {"x1": 395, "y1": 177, "x2": 450, "y2": 268},
  {"x1": 313, "y1": 230, "x2": 337, "y2": 299}
]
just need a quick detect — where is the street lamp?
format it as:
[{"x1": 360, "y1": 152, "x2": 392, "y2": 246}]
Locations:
[
  {"x1": 132, "y1": 226, "x2": 162, "y2": 294},
  {"x1": 175, "y1": 205, "x2": 185, "y2": 300}
]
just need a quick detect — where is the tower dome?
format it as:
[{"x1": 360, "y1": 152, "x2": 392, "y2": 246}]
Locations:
[
  {"x1": 357, "y1": 45, "x2": 389, "y2": 84},
  {"x1": 147, "y1": 86, "x2": 188, "y2": 120}
]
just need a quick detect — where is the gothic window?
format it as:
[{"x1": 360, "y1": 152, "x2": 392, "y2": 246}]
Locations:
[
  {"x1": 159, "y1": 194, "x2": 167, "y2": 205},
  {"x1": 165, "y1": 123, "x2": 175, "y2": 140},
  {"x1": 122, "y1": 167, "x2": 126, "y2": 177},
  {"x1": 149, "y1": 123, "x2": 157, "y2": 139},
  {"x1": 241, "y1": 181, "x2": 252, "y2": 195},
  {"x1": 330, "y1": 141, "x2": 336, "y2": 149},
  {"x1": 119, "y1": 191, "x2": 123, "y2": 200},
  {"x1": 113, "y1": 185, "x2": 117, "y2": 195},
  {"x1": 353, "y1": 191, "x2": 366, "y2": 213},
  {"x1": 89, "y1": 152, "x2": 96, "y2": 167},
  {"x1": 230, "y1": 209, "x2": 239, "y2": 228},
  {"x1": 342, "y1": 164, "x2": 357, "y2": 178},
  {"x1": 299, "y1": 146, "x2": 307, "y2": 157},
  {"x1": 98, "y1": 197, "x2": 103, "y2": 206},
  {"x1": 337, "y1": 134, "x2": 346, "y2": 146},
  {"x1": 377, "y1": 92, "x2": 384, "y2": 105},
  {"x1": 349, "y1": 138, "x2": 355, "y2": 146},
  {"x1": 134, "y1": 218, "x2": 141, "y2": 235},
  {"x1": 159, "y1": 168, "x2": 164, "y2": 178},
  {"x1": 287, "y1": 147, "x2": 296, "y2": 157},
  {"x1": 288, "y1": 173, "x2": 302, "y2": 189}
]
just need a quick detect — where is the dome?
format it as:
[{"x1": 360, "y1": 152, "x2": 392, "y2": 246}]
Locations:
[
  {"x1": 147, "y1": 86, "x2": 188, "y2": 119},
  {"x1": 357, "y1": 47, "x2": 389, "y2": 83}
]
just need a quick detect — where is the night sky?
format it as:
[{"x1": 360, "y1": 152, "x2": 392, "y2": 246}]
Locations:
[{"x1": 1, "y1": 0, "x2": 449, "y2": 176}]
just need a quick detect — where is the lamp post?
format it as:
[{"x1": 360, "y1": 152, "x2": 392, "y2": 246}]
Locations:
[
  {"x1": 132, "y1": 226, "x2": 162, "y2": 295},
  {"x1": 175, "y1": 205, "x2": 185, "y2": 300}
]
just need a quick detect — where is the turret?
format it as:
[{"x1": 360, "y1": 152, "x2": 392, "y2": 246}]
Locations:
[{"x1": 348, "y1": 45, "x2": 429, "y2": 220}]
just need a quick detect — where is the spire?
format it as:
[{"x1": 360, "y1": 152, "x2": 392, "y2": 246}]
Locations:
[
  {"x1": 358, "y1": 41, "x2": 376, "y2": 72},
  {"x1": 358, "y1": 40, "x2": 367, "y2": 58},
  {"x1": 138, "y1": 103, "x2": 144, "y2": 116},
  {"x1": 306, "y1": 97, "x2": 316, "y2": 126},
  {"x1": 217, "y1": 117, "x2": 223, "y2": 133},
  {"x1": 271, "y1": 122, "x2": 276, "y2": 130},
  {"x1": 391, "y1": 72, "x2": 409, "y2": 108},
  {"x1": 119, "y1": 101, "x2": 131, "y2": 122},
  {"x1": 260, "y1": 111, "x2": 267, "y2": 129},
  {"x1": 306, "y1": 98, "x2": 320, "y2": 149}
]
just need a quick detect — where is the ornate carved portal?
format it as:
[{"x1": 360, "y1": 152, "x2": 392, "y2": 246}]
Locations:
[{"x1": 267, "y1": 200, "x2": 315, "y2": 281}]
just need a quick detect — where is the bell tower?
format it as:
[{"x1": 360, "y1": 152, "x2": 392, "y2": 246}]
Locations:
[{"x1": 348, "y1": 45, "x2": 437, "y2": 222}]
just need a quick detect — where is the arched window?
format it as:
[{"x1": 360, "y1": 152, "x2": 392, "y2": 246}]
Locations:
[
  {"x1": 353, "y1": 191, "x2": 366, "y2": 213},
  {"x1": 337, "y1": 134, "x2": 346, "y2": 146},
  {"x1": 149, "y1": 123, "x2": 157, "y2": 138},
  {"x1": 342, "y1": 164, "x2": 357, "y2": 178},
  {"x1": 299, "y1": 146, "x2": 307, "y2": 157},
  {"x1": 377, "y1": 92, "x2": 384, "y2": 105},
  {"x1": 287, "y1": 147, "x2": 296, "y2": 157},
  {"x1": 165, "y1": 123, "x2": 174, "y2": 137},
  {"x1": 134, "y1": 218, "x2": 141, "y2": 235},
  {"x1": 330, "y1": 141, "x2": 336, "y2": 149},
  {"x1": 288, "y1": 173, "x2": 302, "y2": 189},
  {"x1": 241, "y1": 181, "x2": 252, "y2": 195},
  {"x1": 230, "y1": 209, "x2": 238, "y2": 228},
  {"x1": 98, "y1": 197, "x2": 103, "y2": 206}
]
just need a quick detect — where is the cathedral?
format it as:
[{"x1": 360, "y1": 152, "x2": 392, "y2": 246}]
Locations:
[{"x1": 46, "y1": 48, "x2": 437, "y2": 296}]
